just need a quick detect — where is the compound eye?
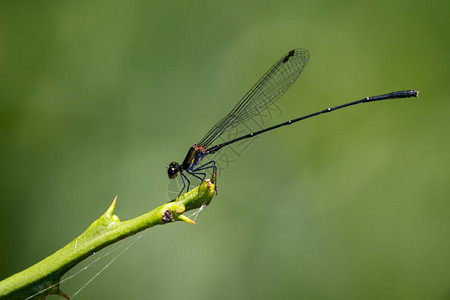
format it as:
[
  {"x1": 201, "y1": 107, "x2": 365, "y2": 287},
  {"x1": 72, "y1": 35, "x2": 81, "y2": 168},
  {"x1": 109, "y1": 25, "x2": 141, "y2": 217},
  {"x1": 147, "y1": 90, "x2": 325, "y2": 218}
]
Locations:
[{"x1": 167, "y1": 162, "x2": 179, "y2": 179}]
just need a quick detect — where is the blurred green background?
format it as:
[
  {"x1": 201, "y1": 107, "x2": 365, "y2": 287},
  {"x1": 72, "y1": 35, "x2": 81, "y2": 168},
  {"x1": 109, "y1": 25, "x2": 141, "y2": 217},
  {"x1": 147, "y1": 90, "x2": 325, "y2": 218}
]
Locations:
[{"x1": 1, "y1": 0, "x2": 449, "y2": 299}]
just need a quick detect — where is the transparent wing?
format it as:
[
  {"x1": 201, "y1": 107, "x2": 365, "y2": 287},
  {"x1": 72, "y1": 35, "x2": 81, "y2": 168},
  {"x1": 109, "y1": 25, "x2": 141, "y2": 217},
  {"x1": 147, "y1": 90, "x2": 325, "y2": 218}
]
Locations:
[{"x1": 198, "y1": 48, "x2": 309, "y2": 148}]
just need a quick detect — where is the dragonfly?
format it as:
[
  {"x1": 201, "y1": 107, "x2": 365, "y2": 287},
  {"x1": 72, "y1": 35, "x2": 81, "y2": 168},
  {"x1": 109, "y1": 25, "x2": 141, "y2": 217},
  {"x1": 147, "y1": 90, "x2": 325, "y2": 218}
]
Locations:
[{"x1": 167, "y1": 48, "x2": 418, "y2": 196}]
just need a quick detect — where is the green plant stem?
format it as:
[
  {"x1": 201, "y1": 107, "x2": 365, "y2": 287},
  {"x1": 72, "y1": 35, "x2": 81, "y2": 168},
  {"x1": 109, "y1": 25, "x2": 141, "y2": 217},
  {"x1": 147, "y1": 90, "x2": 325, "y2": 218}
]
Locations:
[{"x1": 0, "y1": 179, "x2": 216, "y2": 299}]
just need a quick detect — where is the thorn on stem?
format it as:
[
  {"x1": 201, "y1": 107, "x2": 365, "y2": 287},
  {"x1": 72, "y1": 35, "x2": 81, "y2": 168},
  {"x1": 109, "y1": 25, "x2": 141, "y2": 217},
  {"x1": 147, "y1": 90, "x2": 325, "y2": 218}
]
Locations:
[{"x1": 178, "y1": 214, "x2": 196, "y2": 225}]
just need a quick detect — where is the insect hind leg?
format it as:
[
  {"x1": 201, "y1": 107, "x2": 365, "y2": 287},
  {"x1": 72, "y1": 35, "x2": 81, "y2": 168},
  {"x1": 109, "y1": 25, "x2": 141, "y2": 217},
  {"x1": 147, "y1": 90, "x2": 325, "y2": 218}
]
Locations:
[
  {"x1": 177, "y1": 160, "x2": 217, "y2": 200},
  {"x1": 185, "y1": 160, "x2": 217, "y2": 188},
  {"x1": 192, "y1": 160, "x2": 217, "y2": 185},
  {"x1": 194, "y1": 159, "x2": 216, "y2": 172},
  {"x1": 186, "y1": 169, "x2": 207, "y2": 185}
]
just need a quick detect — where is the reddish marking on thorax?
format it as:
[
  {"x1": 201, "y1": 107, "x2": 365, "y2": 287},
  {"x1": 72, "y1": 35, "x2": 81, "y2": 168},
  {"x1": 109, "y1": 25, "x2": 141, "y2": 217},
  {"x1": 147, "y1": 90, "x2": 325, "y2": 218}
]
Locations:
[{"x1": 193, "y1": 144, "x2": 206, "y2": 153}]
